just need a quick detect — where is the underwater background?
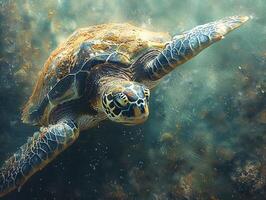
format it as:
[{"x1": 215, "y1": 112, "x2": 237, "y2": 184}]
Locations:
[{"x1": 0, "y1": 0, "x2": 265, "y2": 199}]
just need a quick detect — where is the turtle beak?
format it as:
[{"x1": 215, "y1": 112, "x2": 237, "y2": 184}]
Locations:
[
  {"x1": 134, "y1": 104, "x2": 149, "y2": 116},
  {"x1": 132, "y1": 102, "x2": 149, "y2": 124},
  {"x1": 122, "y1": 103, "x2": 149, "y2": 126}
]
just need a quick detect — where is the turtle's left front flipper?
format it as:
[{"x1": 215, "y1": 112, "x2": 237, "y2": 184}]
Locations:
[
  {"x1": 145, "y1": 16, "x2": 249, "y2": 81},
  {"x1": 0, "y1": 120, "x2": 79, "y2": 197}
]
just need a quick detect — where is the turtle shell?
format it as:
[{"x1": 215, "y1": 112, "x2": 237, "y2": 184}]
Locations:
[{"x1": 22, "y1": 23, "x2": 171, "y2": 125}]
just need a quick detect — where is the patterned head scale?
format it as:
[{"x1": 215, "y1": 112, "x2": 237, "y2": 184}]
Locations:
[{"x1": 102, "y1": 81, "x2": 150, "y2": 125}]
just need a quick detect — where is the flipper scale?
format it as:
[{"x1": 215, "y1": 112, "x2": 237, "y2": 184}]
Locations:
[
  {"x1": 145, "y1": 16, "x2": 249, "y2": 80},
  {"x1": 0, "y1": 120, "x2": 79, "y2": 197}
]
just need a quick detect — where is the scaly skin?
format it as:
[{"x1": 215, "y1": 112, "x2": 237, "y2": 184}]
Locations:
[
  {"x1": 145, "y1": 16, "x2": 249, "y2": 80},
  {"x1": 0, "y1": 120, "x2": 79, "y2": 197}
]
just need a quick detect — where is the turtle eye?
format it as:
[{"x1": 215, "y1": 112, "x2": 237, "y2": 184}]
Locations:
[{"x1": 114, "y1": 93, "x2": 129, "y2": 107}]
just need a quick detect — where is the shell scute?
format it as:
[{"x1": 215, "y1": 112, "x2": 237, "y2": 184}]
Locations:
[{"x1": 48, "y1": 75, "x2": 75, "y2": 102}]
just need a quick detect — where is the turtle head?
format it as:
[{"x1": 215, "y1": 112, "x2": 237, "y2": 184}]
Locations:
[{"x1": 102, "y1": 81, "x2": 150, "y2": 125}]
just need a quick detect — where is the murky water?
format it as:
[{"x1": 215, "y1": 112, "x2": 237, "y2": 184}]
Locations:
[{"x1": 0, "y1": 0, "x2": 265, "y2": 199}]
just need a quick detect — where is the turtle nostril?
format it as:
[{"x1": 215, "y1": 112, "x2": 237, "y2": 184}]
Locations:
[{"x1": 137, "y1": 99, "x2": 144, "y2": 104}]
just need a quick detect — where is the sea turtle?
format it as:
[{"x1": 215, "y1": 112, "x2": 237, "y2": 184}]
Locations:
[{"x1": 0, "y1": 16, "x2": 249, "y2": 197}]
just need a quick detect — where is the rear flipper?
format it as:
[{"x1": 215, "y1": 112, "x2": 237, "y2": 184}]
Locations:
[{"x1": 0, "y1": 120, "x2": 79, "y2": 197}]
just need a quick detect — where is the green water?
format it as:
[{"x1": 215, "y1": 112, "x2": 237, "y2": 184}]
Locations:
[{"x1": 0, "y1": 0, "x2": 265, "y2": 199}]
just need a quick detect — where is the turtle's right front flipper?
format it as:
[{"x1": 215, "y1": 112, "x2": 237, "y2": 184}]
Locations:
[
  {"x1": 0, "y1": 120, "x2": 79, "y2": 197},
  {"x1": 145, "y1": 15, "x2": 249, "y2": 81}
]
